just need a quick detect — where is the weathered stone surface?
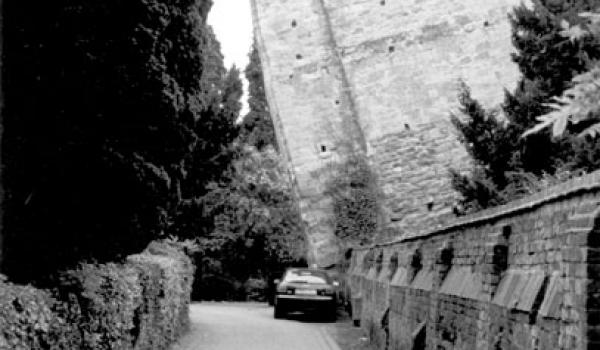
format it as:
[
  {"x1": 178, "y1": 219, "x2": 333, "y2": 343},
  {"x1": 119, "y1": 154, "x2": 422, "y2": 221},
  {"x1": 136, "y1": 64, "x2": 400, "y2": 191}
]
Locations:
[
  {"x1": 346, "y1": 171, "x2": 600, "y2": 350},
  {"x1": 0, "y1": 3, "x2": 4, "y2": 271},
  {"x1": 251, "y1": 0, "x2": 521, "y2": 263}
]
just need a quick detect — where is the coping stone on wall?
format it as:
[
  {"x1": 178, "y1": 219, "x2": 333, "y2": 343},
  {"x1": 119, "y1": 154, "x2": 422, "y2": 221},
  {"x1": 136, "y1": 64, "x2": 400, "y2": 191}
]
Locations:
[
  {"x1": 367, "y1": 266, "x2": 378, "y2": 280},
  {"x1": 439, "y1": 266, "x2": 485, "y2": 301},
  {"x1": 378, "y1": 265, "x2": 390, "y2": 282},
  {"x1": 353, "y1": 170, "x2": 600, "y2": 251},
  {"x1": 350, "y1": 250, "x2": 366, "y2": 275},
  {"x1": 492, "y1": 269, "x2": 546, "y2": 312},
  {"x1": 411, "y1": 321, "x2": 426, "y2": 340},
  {"x1": 411, "y1": 268, "x2": 434, "y2": 292},
  {"x1": 390, "y1": 267, "x2": 409, "y2": 287},
  {"x1": 538, "y1": 272, "x2": 563, "y2": 319}
]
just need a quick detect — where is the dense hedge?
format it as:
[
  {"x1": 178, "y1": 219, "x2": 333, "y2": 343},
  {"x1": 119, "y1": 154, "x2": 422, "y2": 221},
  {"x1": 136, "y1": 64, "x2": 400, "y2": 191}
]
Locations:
[
  {"x1": 0, "y1": 240, "x2": 194, "y2": 350},
  {"x1": 0, "y1": 276, "x2": 77, "y2": 349}
]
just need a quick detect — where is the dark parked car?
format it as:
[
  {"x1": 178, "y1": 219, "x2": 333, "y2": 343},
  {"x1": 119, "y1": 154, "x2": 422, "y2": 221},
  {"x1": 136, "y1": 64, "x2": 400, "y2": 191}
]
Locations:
[{"x1": 273, "y1": 268, "x2": 338, "y2": 321}]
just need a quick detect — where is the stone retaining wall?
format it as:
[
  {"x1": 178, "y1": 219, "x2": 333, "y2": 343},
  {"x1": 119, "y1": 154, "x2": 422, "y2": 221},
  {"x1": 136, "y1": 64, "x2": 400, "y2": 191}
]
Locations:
[{"x1": 346, "y1": 171, "x2": 600, "y2": 350}]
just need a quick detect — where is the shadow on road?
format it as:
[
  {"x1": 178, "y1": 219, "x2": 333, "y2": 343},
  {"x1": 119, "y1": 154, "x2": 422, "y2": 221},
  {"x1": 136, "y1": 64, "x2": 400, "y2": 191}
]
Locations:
[{"x1": 282, "y1": 311, "x2": 337, "y2": 324}]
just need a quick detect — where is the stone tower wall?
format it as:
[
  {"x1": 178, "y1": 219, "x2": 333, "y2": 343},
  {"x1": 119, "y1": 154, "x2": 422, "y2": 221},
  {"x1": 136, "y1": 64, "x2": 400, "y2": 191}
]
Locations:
[{"x1": 251, "y1": 0, "x2": 522, "y2": 264}]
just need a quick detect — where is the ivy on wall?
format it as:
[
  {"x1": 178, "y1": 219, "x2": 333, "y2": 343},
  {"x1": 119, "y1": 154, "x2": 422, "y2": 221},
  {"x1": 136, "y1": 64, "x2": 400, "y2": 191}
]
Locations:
[{"x1": 324, "y1": 156, "x2": 380, "y2": 245}]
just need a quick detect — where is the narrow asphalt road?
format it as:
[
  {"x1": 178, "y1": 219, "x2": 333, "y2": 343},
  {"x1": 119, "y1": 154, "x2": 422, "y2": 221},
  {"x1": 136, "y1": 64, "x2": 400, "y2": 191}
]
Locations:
[{"x1": 172, "y1": 302, "x2": 342, "y2": 350}]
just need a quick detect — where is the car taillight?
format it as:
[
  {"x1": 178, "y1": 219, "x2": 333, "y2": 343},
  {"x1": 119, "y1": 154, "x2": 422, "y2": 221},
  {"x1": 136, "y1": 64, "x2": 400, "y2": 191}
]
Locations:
[
  {"x1": 318, "y1": 288, "x2": 334, "y2": 296},
  {"x1": 277, "y1": 285, "x2": 295, "y2": 294}
]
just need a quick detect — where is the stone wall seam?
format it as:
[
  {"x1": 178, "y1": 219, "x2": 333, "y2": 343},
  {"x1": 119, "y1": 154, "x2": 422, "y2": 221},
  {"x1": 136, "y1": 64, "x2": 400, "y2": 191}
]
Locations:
[{"x1": 314, "y1": 0, "x2": 367, "y2": 154}]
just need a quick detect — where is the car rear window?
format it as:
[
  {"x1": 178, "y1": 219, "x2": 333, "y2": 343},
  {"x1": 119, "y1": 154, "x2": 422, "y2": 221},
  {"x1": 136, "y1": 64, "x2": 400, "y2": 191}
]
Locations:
[{"x1": 283, "y1": 270, "x2": 330, "y2": 284}]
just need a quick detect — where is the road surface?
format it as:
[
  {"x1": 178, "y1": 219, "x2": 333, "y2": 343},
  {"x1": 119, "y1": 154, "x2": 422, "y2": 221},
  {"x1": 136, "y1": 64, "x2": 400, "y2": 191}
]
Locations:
[{"x1": 172, "y1": 302, "x2": 342, "y2": 350}]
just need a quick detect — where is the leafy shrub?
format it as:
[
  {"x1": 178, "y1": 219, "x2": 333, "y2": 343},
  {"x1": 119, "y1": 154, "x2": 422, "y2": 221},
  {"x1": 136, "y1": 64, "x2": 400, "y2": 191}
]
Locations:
[
  {"x1": 193, "y1": 146, "x2": 306, "y2": 300},
  {"x1": 525, "y1": 12, "x2": 600, "y2": 138},
  {"x1": 0, "y1": 276, "x2": 76, "y2": 350},
  {"x1": 127, "y1": 243, "x2": 194, "y2": 348},
  {"x1": 194, "y1": 274, "x2": 245, "y2": 301},
  {"x1": 244, "y1": 278, "x2": 268, "y2": 302},
  {"x1": 56, "y1": 263, "x2": 142, "y2": 350},
  {"x1": 0, "y1": 240, "x2": 194, "y2": 350},
  {"x1": 449, "y1": 1, "x2": 600, "y2": 213}
]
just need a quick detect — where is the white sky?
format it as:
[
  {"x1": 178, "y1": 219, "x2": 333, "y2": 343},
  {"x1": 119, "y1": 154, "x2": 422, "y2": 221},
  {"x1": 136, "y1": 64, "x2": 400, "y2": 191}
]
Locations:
[{"x1": 208, "y1": 0, "x2": 254, "y2": 114}]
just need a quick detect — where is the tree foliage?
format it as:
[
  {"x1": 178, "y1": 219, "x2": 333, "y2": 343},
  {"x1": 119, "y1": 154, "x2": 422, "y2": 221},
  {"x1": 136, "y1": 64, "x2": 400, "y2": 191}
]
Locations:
[
  {"x1": 193, "y1": 147, "x2": 306, "y2": 300},
  {"x1": 450, "y1": 0, "x2": 600, "y2": 213},
  {"x1": 525, "y1": 12, "x2": 600, "y2": 137},
  {"x1": 239, "y1": 40, "x2": 278, "y2": 151},
  {"x1": 2, "y1": 0, "x2": 239, "y2": 282}
]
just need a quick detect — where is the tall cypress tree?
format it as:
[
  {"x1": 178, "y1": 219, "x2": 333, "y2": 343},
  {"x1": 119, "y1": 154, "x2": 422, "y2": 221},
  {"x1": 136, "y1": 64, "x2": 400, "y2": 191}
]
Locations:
[
  {"x1": 451, "y1": 0, "x2": 600, "y2": 212},
  {"x1": 239, "y1": 41, "x2": 277, "y2": 150},
  {"x1": 2, "y1": 0, "x2": 240, "y2": 281},
  {"x1": 173, "y1": 63, "x2": 243, "y2": 240}
]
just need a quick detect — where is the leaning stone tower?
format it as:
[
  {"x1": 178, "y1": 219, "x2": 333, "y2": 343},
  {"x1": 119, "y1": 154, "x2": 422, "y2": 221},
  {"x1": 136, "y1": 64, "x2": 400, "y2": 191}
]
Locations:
[{"x1": 251, "y1": 0, "x2": 522, "y2": 266}]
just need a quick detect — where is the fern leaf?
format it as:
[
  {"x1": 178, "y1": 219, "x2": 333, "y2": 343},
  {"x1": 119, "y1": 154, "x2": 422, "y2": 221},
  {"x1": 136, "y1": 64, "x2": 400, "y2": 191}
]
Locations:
[{"x1": 580, "y1": 122, "x2": 600, "y2": 137}]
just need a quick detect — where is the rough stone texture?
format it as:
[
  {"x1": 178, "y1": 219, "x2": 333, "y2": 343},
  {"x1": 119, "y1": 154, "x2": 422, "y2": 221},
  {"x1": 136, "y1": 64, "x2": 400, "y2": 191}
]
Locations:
[
  {"x1": 251, "y1": 0, "x2": 521, "y2": 263},
  {"x1": 0, "y1": 1, "x2": 4, "y2": 270},
  {"x1": 346, "y1": 171, "x2": 600, "y2": 350}
]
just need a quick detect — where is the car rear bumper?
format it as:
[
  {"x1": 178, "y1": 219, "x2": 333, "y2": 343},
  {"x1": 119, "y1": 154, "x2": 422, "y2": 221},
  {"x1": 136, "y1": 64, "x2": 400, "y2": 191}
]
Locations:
[
  {"x1": 276, "y1": 295, "x2": 334, "y2": 301},
  {"x1": 275, "y1": 295, "x2": 335, "y2": 311}
]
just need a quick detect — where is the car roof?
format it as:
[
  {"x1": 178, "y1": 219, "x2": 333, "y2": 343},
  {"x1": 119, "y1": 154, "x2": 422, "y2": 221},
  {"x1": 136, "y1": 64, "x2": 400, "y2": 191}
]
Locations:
[
  {"x1": 286, "y1": 267, "x2": 327, "y2": 272},
  {"x1": 283, "y1": 268, "x2": 332, "y2": 282},
  {"x1": 284, "y1": 268, "x2": 331, "y2": 277},
  {"x1": 286, "y1": 267, "x2": 328, "y2": 273}
]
